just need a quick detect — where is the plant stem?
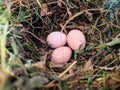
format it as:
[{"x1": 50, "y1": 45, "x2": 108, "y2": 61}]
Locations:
[{"x1": 0, "y1": 23, "x2": 8, "y2": 69}]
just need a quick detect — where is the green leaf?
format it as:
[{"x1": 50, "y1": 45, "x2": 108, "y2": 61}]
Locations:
[
  {"x1": 0, "y1": 15, "x2": 8, "y2": 24},
  {"x1": 102, "y1": 71, "x2": 107, "y2": 89},
  {"x1": 61, "y1": 80, "x2": 69, "y2": 90},
  {"x1": 87, "y1": 76, "x2": 96, "y2": 90},
  {"x1": 87, "y1": 76, "x2": 95, "y2": 84},
  {"x1": 22, "y1": 43, "x2": 36, "y2": 50},
  {"x1": 74, "y1": 53, "x2": 77, "y2": 60},
  {"x1": 85, "y1": 45, "x2": 95, "y2": 51},
  {"x1": 96, "y1": 38, "x2": 120, "y2": 49},
  {"x1": 11, "y1": 38, "x2": 18, "y2": 55}
]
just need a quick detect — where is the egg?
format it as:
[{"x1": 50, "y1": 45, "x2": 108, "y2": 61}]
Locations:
[
  {"x1": 51, "y1": 46, "x2": 72, "y2": 64},
  {"x1": 67, "y1": 29, "x2": 86, "y2": 50},
  {"x1": 46, "y1": 31, "x2": 66, "y2": 48}
]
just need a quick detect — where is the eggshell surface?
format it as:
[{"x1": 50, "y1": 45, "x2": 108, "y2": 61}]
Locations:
[
  {"x1": 51, "y1": 46, "x2": 72, "y2": 64},
  {"x1": 67, "y1": 30, "x2": 86, "y2": 50},
  {"x1": 47, "y1": 31, "x2": 66, "y2": 48}
]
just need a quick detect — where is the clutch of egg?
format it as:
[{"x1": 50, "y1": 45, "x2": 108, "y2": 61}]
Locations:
[{"x1": 46, "y1": 30, "x2": 86, "y2": 64}]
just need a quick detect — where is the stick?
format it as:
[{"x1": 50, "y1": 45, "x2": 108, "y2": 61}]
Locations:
[
  {"x1": 46, "y1": 61, "x2": 77, "y2": 87},
  {"x1": 61, "y1": 8, "x2": 103, "y2": 32}
]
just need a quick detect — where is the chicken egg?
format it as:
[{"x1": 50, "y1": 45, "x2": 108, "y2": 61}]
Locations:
[
  {"x1": 46, "y1": 31, "x2": 66, "y2": 48},
  {"x1": 67, "y1": 29, "x2": 86, "y2": 50},
  {"x1": 51, "y1": 46, "x2": 72, "y2": 64}
]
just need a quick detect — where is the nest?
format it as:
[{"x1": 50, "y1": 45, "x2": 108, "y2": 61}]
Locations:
[{"x1": 0, "y1": 0, "x2": 120, "y2": 90}]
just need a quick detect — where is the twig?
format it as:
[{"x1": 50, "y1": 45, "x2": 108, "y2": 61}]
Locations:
[
  {"x1": 45, "y1": 61, "x2": 77, "y2": 87},
  {"x1": 36, "y1": 0, "x2": 42, "y2": 9},
  {"x1": 59, "y1": 61, "x2": 77, "y2": 77},
  {"x1": 110, "y1": 23, "x2": 120, "y2": 29},
  {"x1": 61, "y1": 8, "x2": 103, "y2": 32},
  {"x1": 23, "y1": 30, "x2": 46, "y2": 44},
  {"x1": 9, "y1": 24, "x2": 23, "y2": 27}
]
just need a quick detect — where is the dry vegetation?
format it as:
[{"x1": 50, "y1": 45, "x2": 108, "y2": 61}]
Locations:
[{"x1": 0, "y1": 0, "x2": 120, "y2": 90}]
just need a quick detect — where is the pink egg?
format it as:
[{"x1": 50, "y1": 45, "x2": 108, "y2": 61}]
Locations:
[
  {"x1": 67, "y1": 29, "x2": 86, "y2": 50},
  {"x1": 51, "y1": 46, "x2": 72, "y2": 64},
  {"x1": 46, "y1": 31, "x2": 66, "y2": 48}
]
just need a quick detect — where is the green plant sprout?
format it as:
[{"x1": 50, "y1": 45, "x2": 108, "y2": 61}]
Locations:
[{"x1": 74, "y1": 38, "x2": 120, "y2": 59}]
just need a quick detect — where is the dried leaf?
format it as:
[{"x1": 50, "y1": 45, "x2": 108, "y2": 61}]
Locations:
[
  {"x1": 92, "y1": 78, "x2": 103, "y2": 89},
  {"x1": 83, "y1": 60, "x2": 94, "y2": 75},
  {"x1": 0, "y1": 69, "x2": 14, "y2": 90},
  {"x1": 84, "y1": 11, "x2": 93, "y2": 22},
  {"x1": 40, "y1": 3, "x2": 51, "y2": 16},
  {"x1": 106, "y1": 69, "x2": 120, "y2": 90},
  {"x1": 0, "y1": 70, "x2": 9, "y2": 87},
  {"x1": 57, "y1": 0, "x2": 62, "y2": 7},
  {"x1": 26, "y1": 76, "x2": 49, "y2": 89},
  {"x1": 32, "y1": 61, "x2": 46, "y2": 70}
]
